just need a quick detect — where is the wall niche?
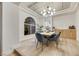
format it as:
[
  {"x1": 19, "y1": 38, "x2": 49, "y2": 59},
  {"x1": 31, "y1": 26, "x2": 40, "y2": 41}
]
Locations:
[{"x1": 24, "y1": 17, "x2": 36, "y2": 35}]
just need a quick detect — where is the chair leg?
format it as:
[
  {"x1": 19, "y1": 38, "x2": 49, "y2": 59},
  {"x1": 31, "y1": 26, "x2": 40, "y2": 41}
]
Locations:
[
  {"x1": 56, "y1": 41, "x2": 58, "y2": 48},
  {"x1": 46, "y1": 41, "x2": 49, "y2": 47},
  {"x1": 36, "y1": 41, "x2": 38, "y2": 48},
  {"x1": 41, "y1": 43, "x2": 43, "y2": 51}
]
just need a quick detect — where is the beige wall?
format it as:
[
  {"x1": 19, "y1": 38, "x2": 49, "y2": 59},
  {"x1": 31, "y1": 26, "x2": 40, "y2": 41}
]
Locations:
[
  {"x1": 2, "y1": 3, "x2": 19, "y2": 55},
  {"x1": 18, "y1": 4, "x2": 42, "y2": 41},
  {"x1": 19, "y1": 8, "x2": 39, "y2": 41},
  {"x1": 53, "y1": 13, "x2": 76, "y2": 29}
]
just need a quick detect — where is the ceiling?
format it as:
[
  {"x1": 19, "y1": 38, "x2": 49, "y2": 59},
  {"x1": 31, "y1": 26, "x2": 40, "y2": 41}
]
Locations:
[{"x1": 13, "y1": 2, "x2": 71, "y2": 15}]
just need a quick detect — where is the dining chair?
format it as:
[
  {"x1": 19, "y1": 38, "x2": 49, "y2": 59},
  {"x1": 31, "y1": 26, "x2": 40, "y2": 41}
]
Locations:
[
  {"x1": 48, "y1": 32, "x2": 61, "y2": 47},
  {"x1": 35, "y1": 32, "x2": 48, "y2": 51},
  {"x1": 48, "y1": 33, "x2": 56, "y2": 38}
]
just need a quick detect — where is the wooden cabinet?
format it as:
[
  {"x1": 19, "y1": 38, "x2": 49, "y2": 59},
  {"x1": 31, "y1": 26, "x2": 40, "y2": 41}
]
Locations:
[{"x1": 55, "y1": 29, "x2": 76, "y2": 39}]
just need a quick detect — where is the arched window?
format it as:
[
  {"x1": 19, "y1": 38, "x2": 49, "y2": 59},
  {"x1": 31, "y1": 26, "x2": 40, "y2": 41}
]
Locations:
[{"x1": 24, "y1": 17, "x2": 36, "y2": 35}]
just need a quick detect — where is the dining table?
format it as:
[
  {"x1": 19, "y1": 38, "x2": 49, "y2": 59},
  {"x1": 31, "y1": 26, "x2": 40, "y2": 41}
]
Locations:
[
  {"x1": 40, "y1": 31, "x2": 55, "y2": 37},
  {"x1": 40, "y1": 31, "x2": 56, "y2": 40}
]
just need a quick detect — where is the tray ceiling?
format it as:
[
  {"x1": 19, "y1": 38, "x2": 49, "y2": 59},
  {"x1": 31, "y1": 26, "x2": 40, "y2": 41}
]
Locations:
[{"x1": 13, "y1": 2, "x2": 71, "y2": 15}]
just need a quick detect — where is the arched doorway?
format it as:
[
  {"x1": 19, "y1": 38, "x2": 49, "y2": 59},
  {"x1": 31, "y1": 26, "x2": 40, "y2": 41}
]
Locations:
[{"x1": 24, "y1": 17, "x2": 36, "y2": 35}]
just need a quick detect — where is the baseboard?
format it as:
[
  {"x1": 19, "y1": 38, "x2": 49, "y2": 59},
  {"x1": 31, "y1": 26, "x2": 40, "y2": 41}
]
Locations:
[{"x1": 2, "y1": 49, "x2": 13, "y2": 56}]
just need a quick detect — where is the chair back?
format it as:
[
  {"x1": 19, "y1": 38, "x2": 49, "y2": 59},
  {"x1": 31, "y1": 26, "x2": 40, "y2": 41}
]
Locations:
[
  {"x1": 49, "y1": 33, "x2": 56, "y2": 38},
  {"x1": 55, "y1": 32, "x2": 61, "y2": 40},
  {"x1": 35, "y1": 33, "x2": 43, "y2": 42},
  {"x1": 48, "y1": 32, "x2": 61, "y2": 41}
]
